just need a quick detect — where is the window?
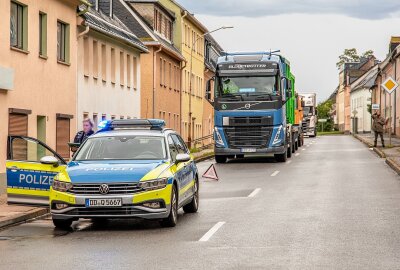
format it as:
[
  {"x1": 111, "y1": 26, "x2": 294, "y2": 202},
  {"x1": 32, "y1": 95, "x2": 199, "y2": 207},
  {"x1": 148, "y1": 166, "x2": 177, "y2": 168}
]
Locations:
[
  {"x1": 83, "y1": 37, "x2": 89, "y2": 76},
  {"x1": 101, "y1": 43, "x2": 106, "y2": 81},
  {"x1": 169, "y1": 63, "x2": 172, "y2": 89},
  {"x1": 57, "y1": 21, "x2": 69, "y2": 63},
  {"x1": 133, "y1": 57, "x2": 137, "y2": 89},
  {"x1": 127, "y1": 54, "x2": 131, "y2": 88},
  {"x1": 93, "y1": 40, "x2": 98, "y2": 78},
  {"x1": 111, "y1": 48, "x2": 116, "y2": 83},
  {"x1": 10, "y1": 1, "x2": 27, "y2": 50},
  {"x1": 56, "y1": 117, "x2": 71, "y2": 159},
  {"x1": 163, "y1": 60, "x2": 166, "y2": 87},
  {"x1": 160, "y1": 57, "x2": 163, "y2": 86},
  {"x1": 168, "y1": 135, "x2": 178, "y2": 161},
  {"x1": 39, "y1": 12, "x2": 47, "y2": 57},
  {"x1": 120, "y1": 51, "x2": 124, "y2": 85},
  {"x1": 171, "y1": 134, "x2": 189, "y2": 154}
]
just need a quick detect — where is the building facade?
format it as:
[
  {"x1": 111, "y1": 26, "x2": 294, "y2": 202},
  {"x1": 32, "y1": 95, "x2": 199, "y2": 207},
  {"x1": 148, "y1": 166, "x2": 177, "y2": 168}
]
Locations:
[
  {"x1": 0, "y1": 0, "x2": 80, "y2": 183},
  {"x1": 124, "y1": 0, "x2": 185, "y2": 131},
  {"x1": 76, "y1": 0, "x2": 148, "y2": 131}
]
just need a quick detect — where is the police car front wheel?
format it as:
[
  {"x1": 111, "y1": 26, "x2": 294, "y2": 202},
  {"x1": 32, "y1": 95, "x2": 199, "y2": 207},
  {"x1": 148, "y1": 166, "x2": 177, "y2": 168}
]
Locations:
[
  {"x1": 160, "y1": 184, "x2": 178, "y2": 228},
  {"x1": 53, "y1": 218, "x2": 73, "y2": 230}
]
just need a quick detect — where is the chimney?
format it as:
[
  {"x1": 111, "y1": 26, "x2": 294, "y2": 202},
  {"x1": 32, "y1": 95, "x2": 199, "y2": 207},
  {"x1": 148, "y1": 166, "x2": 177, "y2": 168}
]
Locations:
[{"x1": 389, "y1": 36, "x2": 400, "y2": 53}]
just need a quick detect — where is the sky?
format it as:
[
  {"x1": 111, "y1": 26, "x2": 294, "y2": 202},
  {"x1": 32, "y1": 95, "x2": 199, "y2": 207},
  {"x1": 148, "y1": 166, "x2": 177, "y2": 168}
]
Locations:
[{"x1": 178, "y1": 0, "x2": 400, "y2": 102}]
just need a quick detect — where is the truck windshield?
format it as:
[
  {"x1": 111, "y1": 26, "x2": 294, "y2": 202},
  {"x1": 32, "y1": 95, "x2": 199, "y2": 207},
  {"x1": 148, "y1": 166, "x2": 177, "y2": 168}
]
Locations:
[
  {"x1": 74, "y1": 136, "x2": 167, "y2": 161},
  {"x1": 303, "y1": 106, "x2": 313, "y2": 116},
  {"x1": 215, "y1": 76, "x2": 279, "y2": 98}
]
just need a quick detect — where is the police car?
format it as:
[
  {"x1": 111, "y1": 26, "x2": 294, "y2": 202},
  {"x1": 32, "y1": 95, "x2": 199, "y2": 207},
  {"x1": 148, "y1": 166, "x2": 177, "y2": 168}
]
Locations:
[{"x1": 6, "y1": 119, "x2": 199, "y2": 229}]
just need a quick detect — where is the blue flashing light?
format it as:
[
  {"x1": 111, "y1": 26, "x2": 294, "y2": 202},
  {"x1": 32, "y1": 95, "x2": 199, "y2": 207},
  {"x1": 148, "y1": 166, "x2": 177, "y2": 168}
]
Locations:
[
  {"x1": 97, "y1": 120, "x2": 112, "y2": 131},
  {"x1": 148, "y1": 119, "x2": 166, "y2": 129}
]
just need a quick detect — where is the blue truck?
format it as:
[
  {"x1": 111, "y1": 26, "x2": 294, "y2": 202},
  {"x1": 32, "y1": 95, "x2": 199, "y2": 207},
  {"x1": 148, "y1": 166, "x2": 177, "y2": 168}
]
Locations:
[{"x1": 205, "y1": 51, "x2": 297, "y2": 163}]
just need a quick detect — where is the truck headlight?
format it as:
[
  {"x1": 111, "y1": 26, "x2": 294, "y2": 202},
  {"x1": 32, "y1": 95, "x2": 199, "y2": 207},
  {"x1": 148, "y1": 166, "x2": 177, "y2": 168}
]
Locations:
[
  {"x1": 139, "y1": 178, "x2": 168, "y2": 191},
  {"x1": 214, "y1": 127, "x2": 225, "y2": 146},
  {"x1": 52, "y1": 180, "x2": 73, "y2": 192},
  {"x1": 272, "y1": 125, "x2": 283, "y2": 146}
]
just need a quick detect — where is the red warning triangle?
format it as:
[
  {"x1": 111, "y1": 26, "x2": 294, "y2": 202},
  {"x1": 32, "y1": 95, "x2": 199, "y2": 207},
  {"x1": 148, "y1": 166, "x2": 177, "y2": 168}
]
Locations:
[{"x1": 202, "y1": 164, "x2": 219, "y2": 180}]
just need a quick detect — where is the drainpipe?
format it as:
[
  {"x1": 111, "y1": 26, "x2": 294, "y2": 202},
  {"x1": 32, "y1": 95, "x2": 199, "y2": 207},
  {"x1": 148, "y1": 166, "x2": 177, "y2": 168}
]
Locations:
[
  {"x1": 393, "y1": 52, "x2": 398, "y2": 135},
  {"x1": 77, "y1": 25, "x2": 89, "y2": 39},
  {"x1": 153, "y1": 45, "x2": 162, "y2": 119},
  {"x1": 181, "y1": 10, "x2": 188, "y2": 138}
]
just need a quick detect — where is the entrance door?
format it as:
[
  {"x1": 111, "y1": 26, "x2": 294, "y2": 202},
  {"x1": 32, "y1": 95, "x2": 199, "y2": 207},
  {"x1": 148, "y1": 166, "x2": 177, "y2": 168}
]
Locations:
[{"x1": 6, "y1": 136, "x2": 67, "y2": 206}]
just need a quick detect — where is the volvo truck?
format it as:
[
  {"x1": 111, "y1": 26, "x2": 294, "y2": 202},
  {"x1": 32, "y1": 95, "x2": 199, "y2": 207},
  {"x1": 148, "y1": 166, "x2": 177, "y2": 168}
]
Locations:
[{"x1": 205, "y1": 51, "x2": 297, "y2": 163}]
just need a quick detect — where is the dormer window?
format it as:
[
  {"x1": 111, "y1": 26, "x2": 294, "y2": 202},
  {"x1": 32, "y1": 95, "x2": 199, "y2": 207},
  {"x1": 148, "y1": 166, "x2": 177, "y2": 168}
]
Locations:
[{"x1": 154, "y1": 8, "x2": 173, "y2": 42}]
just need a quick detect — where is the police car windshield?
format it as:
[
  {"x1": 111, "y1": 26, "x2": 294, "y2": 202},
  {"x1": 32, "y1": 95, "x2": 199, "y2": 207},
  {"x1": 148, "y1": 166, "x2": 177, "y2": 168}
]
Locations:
[
  {"x1": 216, "y1": 76, "x2": 278, "y2": 98},
  {"x1": 74, "y1": 136, "x2": 167, "y2": 161}
]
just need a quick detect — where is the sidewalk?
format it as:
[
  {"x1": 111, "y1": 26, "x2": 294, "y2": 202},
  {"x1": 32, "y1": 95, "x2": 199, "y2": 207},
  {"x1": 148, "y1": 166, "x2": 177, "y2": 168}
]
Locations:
[
  {"x1": 354, "y1": 133, "x2": 400, "y2": 176},
  {"x1": 0, "y1": 148, "x2": 214, "y2": 230}
]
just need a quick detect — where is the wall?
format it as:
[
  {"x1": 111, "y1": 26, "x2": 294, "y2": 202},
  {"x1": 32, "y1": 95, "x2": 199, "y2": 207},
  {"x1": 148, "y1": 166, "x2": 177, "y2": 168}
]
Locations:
[
  {"x1": 350, "y1": 89, "x2": 372, "y2": 133},
  {"x1": 0, "y1": 0, "x2": 78, "y2": 175},
  {"x1": 77, "y1": 30, "x2": 141, "y2": 128}
]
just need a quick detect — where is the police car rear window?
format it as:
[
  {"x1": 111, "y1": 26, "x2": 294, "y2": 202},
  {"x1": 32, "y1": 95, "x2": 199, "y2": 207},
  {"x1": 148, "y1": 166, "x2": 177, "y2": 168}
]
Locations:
[{"x1": 74, "y1": 136, "x2": 167, "y2": 160}]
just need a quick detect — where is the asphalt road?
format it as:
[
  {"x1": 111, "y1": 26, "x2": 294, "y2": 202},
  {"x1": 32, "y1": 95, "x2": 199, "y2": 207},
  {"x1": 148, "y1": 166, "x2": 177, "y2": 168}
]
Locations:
[{"x1": 1, "y1": 136, "x2": 400, "y2": 269}]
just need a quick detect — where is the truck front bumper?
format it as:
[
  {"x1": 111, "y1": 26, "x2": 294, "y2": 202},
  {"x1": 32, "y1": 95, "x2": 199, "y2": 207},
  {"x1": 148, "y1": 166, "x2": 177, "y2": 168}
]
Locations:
[{"x1": 215, "y1": 146, "x2": 285, "y2": 156}]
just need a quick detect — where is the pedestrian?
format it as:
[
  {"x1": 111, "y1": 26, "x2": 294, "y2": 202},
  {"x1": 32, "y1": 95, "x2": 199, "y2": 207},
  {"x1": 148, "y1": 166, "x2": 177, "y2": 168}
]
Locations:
[
  {"x1": 71, "y1": 118, "x2": 95, "y2": 152},
  {"x1": 372, "y1": 111, "x2": 387, "y2": 148}
]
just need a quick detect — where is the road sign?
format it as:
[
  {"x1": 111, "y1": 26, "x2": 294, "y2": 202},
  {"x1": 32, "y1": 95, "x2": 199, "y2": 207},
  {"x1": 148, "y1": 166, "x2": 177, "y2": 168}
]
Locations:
[
  {"x1": 318, "y1": 119, "x2": 327, "y2": 123},
  {"x1": 381, "y1": 77, "x2": 398, "y2": 94},
  {"x1": 372, "y1": 104, "x2": 380, "y2": 110},
  {"x1": 202, "y1": 164, "x2": 219, "y2": 180}
]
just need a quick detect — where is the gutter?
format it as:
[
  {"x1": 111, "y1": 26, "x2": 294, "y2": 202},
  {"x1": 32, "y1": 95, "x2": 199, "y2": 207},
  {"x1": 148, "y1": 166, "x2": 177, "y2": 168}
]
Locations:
[
  {"x1": 179, "y1": 10, "x2": 188, "y2": 135},
  {"x1": 153, "y1": 45, "x2": 162, "y2": 118}
]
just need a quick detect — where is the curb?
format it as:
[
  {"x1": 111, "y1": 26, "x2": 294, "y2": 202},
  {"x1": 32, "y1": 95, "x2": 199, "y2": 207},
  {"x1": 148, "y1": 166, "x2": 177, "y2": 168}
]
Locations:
[
  {"x1": 194, "y1": 152, "x2": 214, "y2": 163},
  {"x1": 0, "y1": 207, "x2": 49, "y2": 230},
  {"x1": 354, "y1": 134, "x2": 386, "y2": 158},
  {"x1": 386, "y1": 158, "x2": 400, "y2": 176}
]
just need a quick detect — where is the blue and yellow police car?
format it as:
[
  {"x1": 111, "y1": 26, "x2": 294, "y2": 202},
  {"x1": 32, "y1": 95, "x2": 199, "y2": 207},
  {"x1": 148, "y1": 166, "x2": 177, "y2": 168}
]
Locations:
[{"x1": 6, "y1": 119, "x2": 199, "y2": 229}]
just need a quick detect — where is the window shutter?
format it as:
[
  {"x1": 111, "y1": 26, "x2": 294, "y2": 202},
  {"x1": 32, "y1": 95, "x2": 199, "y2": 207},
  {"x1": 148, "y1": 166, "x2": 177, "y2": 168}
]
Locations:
[
  {"x1": 9, "y1": 113, "x2": 28, "y2": 136},
  {"x1": 56, "y1": 118, "x2": 70, "y2": 159}
]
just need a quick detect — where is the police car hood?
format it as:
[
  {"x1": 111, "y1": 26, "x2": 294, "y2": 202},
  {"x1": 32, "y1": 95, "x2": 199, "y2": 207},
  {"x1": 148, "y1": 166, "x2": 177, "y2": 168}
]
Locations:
[{"x1": 66, "y1": 160, "x2": 166, "y2": 183}]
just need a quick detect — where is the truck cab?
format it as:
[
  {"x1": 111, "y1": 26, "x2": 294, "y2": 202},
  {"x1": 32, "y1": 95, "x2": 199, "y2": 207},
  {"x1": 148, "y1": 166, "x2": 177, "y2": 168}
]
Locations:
[
  {"x1": 205, "y1": 51, "x2": 294, "y2": 163},
  {"x1": 300, "y1": 93, "x2": 318, "y2": 137}
]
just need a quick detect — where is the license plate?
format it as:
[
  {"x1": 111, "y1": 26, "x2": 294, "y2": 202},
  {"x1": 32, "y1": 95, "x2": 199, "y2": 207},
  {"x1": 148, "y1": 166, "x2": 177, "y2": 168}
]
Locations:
[
  {"x1": 241, "y1": 148, "x2": 256, "y2": 153},
  {"x1": 85, "y1": 198, "x2": 122, "y2": 208}
]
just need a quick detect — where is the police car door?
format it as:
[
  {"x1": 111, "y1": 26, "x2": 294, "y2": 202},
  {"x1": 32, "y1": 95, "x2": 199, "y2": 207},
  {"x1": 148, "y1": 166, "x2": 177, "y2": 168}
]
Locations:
[
  {"x1": 171, "y1": 134, "x2": 193, "y2": 201},
  {"x1": 6, "y1": 136, "x2": 67, "y2": 206}
]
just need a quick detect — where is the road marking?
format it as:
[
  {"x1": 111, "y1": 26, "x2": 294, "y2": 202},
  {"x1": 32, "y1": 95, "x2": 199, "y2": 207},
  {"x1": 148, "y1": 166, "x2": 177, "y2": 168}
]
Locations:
[
  {"x1": 302, "y1": 148, "x2": 306, "y2": 151},
  {"x1": 286, "y1": 160, "x2": 292, "y2": 164},
  {"x1": 271, "y1": 171, "x2": 280, "y2": 177},
  {"x1": 199, "y1": 222, "x2": 226, "y2": 242},
  {"x1": 295, "y1": 153, "x2": 300, "y2": 157},
  {"x1": 248, "y1": 188, "x2": 261, "y2": 198}
]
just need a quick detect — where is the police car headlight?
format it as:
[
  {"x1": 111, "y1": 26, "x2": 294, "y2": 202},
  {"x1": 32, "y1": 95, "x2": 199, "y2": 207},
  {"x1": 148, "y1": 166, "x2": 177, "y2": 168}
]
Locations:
[
  {"x1": 139, "y1": 178, "x2": 168, "y2": 191},
  {"x1": 52, "y1": 180, "x2": 73, "y2": 192}
]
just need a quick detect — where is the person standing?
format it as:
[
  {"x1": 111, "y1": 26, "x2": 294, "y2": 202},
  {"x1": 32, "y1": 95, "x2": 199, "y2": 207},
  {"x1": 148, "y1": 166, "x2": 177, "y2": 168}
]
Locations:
[
  {"x1": 72, "y1": 118, "x2": 95, "y2": 152},
  {"x1": 372, "y1": 111, "x2": 387, "y2": 148}
]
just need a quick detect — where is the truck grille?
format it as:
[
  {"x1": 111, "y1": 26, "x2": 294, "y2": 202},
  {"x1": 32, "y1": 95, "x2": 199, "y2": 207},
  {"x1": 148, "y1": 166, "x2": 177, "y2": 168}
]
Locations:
[
  {"x1": 228, "y1": 116, "x2": 273, "y2": 126},
  {"x1": 224, "y1": 126, "x2": 273, "y2": 148},
  {"x1": 69, "y1": 183, "x2": 143, "y2": 195}
]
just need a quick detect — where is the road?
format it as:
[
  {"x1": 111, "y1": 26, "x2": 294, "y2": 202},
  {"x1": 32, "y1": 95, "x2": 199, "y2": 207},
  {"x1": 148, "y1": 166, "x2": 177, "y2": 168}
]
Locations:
[{"x1": 1, "y1": 136, "x2": 400, "y2": 269}]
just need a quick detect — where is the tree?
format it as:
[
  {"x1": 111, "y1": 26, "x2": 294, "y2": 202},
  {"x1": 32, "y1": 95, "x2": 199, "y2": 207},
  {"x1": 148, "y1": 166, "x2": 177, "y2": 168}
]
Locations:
[
  {"x1": 316, "y1": 99, "x2": 334, "y2": 132},
  {"x1": 336, "y1": 48, "x2": 374, "y2": 69}
]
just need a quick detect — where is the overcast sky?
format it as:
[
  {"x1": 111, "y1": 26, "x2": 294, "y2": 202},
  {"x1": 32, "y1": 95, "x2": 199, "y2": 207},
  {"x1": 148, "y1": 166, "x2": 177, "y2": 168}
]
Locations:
[{"x1": 178, "y1": 0, "x2": 400, "y2": 102}]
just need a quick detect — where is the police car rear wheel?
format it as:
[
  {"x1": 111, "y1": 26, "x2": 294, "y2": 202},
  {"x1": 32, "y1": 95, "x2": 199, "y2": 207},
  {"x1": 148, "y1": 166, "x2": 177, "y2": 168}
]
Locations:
[
  {"x1": 183, "y1": 179, "x2": 199, "y2": 213},
  {"x1": 52, "y1": 219, "x2": 73, "y2": 230},
  {"x1": 160, "y1": 185, "x2": 178, "y2": 228}
]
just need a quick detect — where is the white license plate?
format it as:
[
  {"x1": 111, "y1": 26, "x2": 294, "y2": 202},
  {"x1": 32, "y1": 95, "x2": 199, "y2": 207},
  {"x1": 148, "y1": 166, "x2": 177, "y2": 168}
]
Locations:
[
  {"x1": 85, "y1": 198, "x2": 122, "y2": 208},
  {"x1": 241, "y1": 148, "x2": 256, "y2": 153}
]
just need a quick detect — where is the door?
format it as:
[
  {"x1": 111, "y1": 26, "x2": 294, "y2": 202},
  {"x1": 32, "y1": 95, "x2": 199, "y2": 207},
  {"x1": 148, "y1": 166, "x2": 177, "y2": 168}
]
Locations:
[
  {"x1": 6, "y1": 136, "x2": 67, "y2": 206},
  {"x1": 171, "y1": 134, "x2": 194, "y2": 201}
]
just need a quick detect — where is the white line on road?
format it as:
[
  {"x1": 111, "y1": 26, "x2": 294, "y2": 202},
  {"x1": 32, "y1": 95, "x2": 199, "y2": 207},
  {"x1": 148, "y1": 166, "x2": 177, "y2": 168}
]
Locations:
[
  {"x1": 248, "y1": 188, "x2": 261, "y2": 198},
  {"x1": 302, "y1": 148, "x2": 306, "y2": 151},
  {"x1": 199, "y1": 222, "x2": 226, "y2": 242},
  {"x1": 271, "y1": 171, "x2": 280, "y2": 177},
  {"x1": 307, "y1": 145, "x2": 310, "y2": 147},
  {"x1": 286, "y1": 160, "x2": 292, "y2": 164},
  {"x1": 295, "y1": 153, "x2": 300, "y2": 157}
]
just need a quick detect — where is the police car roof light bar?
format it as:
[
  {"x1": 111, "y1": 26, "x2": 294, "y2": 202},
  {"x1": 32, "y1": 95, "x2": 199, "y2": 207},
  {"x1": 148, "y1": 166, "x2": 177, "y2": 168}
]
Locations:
[{"x1": 97, "y1": 119, "x2": 166, "y2": 132}]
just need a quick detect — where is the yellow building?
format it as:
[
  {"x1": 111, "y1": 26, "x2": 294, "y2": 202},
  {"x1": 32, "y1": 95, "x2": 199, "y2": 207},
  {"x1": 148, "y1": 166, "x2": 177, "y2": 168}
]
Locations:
[{"x1": 159, "y1": 0, "x2": 208, "y2": 146}]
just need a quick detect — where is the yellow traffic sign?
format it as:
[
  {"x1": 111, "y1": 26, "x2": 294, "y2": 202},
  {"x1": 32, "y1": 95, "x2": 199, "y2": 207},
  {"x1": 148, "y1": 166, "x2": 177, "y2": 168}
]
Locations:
[{"x1": 382, "y1": 77, "x2": 398, "y2": 94}]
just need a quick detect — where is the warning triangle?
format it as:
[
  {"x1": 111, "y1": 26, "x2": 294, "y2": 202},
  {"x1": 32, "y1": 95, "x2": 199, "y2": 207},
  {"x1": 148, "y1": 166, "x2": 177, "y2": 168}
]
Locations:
[{"x1": 202, "y1": 164, "x2": 219, "y2": 180}]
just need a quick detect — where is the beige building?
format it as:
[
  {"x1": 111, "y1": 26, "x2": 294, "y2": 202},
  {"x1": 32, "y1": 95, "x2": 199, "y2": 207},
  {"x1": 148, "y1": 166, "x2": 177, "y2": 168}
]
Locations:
[
  {"x1": 0, "y1": 0, "x2": 80, "y2": 183},
  {"x1": 76, "y1": 1, "x2": 148, "y2": 129}
]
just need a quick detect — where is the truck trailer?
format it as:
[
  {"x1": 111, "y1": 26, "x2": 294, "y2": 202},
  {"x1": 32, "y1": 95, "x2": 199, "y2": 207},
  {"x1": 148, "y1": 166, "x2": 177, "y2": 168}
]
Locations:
[{"x1": 205, "y1": 51, "x2": 298, "y2": 163}]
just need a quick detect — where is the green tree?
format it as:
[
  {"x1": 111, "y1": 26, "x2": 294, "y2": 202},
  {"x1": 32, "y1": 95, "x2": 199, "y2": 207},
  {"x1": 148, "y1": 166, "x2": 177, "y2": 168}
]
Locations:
[
  {"x1": 316, "y1": 99, "x2": 334, "y2": 132},
  {"x1": 336, "y1": 48, "x2": 374, "y2": 69}
]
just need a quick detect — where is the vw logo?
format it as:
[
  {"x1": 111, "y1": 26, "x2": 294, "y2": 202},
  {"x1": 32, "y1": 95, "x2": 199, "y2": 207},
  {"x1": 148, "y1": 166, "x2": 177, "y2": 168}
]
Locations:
[
  {"x1": 245, "y1": 103, "x2": 251, "y2": 109},
  {"x1": 99, "y1": 184, "x2": 110, "y2": 194}
]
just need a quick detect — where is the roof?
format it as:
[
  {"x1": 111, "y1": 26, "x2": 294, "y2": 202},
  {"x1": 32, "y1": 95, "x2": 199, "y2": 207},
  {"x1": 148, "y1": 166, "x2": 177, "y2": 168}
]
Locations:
[
  {"x1": 126, "y1": 0, "x2": 176, "y2": 19},
  {"x1": 350, "y1": 65, "x2": 379, "y2": 92},
  {"x1": 80, "y1": 3, "x2": 148, "y2": 52}
]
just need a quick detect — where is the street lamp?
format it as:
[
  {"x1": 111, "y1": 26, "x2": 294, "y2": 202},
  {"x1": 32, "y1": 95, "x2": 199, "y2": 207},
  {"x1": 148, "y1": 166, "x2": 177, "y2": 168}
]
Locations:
[{"x1": 187, "y1": 26, "x2": 233, "y2": 148}]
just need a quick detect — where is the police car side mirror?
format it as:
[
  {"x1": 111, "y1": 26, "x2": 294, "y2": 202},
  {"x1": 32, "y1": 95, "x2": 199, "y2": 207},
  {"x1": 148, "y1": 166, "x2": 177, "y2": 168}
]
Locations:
[
  {"x1": 40, "y1": 156, "x2": 60, "y2": 167},
  {"x1": 175, "y1": 153, "x2": 190, "y2": 164}
]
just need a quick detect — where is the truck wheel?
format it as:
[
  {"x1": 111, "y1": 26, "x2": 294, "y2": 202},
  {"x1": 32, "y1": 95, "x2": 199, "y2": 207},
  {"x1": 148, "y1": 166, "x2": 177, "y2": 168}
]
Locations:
[
  {"x1": 274, "y1": 150, "x2": 287, "y2": 162},
  {"x1": 295, "y1": 140, "x2": 299, "y2": 151},
  {"x1": 287, "y1": 145, "x2": 292, "y2": 158},
  {"x1": 215, "y1": 155, "x2": 227, "y2": 163},
  {"x1": 53, "y1": 219, "x2": 73, "y2": 230}
]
